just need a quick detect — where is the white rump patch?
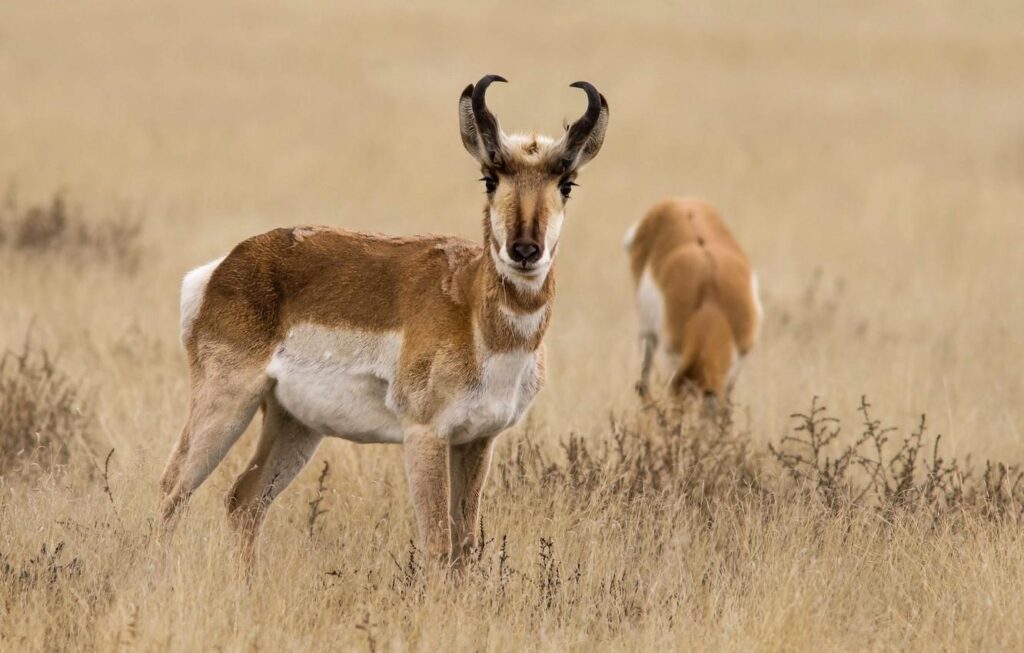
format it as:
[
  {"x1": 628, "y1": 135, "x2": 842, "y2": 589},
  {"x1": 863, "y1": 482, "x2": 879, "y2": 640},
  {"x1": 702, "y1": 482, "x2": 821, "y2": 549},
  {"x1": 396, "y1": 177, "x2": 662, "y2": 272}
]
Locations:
[
  {"x1": 636, "y1": 265, "x2": 664, "y2": 338},
  {"x1": 622, "y1": 219, "x2": 640, "y2": 249},
  {"x1": 179, "y1": 256, "x2": 225, "y2": 347}
]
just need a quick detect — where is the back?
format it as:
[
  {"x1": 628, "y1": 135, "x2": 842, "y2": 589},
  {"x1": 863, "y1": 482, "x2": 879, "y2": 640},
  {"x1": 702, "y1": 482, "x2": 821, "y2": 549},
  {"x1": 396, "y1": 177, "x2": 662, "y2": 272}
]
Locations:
[{"x1": 189, "y1": 227, "x2": 483, "y2": 355}]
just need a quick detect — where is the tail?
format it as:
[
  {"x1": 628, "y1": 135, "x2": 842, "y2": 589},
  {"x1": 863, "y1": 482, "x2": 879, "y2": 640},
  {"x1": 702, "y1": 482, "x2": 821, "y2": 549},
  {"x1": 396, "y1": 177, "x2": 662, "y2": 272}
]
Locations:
[{"x1": 179, "y1": 257, "x2": 225, "y2": 348}]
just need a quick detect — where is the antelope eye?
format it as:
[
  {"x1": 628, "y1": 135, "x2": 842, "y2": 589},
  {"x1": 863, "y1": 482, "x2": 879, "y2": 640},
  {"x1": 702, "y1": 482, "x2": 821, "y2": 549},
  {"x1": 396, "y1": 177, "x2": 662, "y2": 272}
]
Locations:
[
  {"x1": 560, "y1": 181, "x2": 577, "y2": 198},
  {"x1": 481, "y1": 176, "x2": 498, "y2": 194}
]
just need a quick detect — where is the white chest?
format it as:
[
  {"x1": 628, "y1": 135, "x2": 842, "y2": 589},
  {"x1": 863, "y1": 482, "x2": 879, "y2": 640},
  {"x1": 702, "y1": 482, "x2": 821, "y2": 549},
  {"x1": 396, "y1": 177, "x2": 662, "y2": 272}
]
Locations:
[{"x1": 437, "y1": 349, "x2": 541, "y2": 445}]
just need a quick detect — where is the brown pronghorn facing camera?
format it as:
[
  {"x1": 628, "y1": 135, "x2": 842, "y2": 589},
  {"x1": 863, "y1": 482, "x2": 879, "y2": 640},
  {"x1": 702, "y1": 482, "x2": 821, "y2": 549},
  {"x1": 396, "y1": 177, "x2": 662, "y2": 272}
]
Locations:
[
  {"x1": 160, "y1": 75, "x2": 608, "y2": 567},
  {"x1": 625, "y1": 198, "x2": 761, "y2": 407}
]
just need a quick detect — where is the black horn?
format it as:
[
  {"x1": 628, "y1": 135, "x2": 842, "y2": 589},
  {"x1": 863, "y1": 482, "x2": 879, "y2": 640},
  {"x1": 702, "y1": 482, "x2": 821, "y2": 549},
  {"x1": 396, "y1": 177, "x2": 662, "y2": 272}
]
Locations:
[
  {"x1": 558, "y1": 81, "x2": 609, "y2": 172},
  {"x1": 470, "y1": 74, "x2": 507, "y2": 164},
  {"x1": 566, "y1": 82, "x2": 602, "y2": 137}
]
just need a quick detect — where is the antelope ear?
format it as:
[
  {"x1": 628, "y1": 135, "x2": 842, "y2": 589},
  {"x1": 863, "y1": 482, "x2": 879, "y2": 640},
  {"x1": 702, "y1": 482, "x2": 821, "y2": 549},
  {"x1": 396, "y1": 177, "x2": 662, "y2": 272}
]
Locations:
[
  {"x1": 459, "y1": 84, "x2": 484, "y2": 162},
  {"x1": 458, "y1": 75, "x2": 508, "y2": 167},
  {"x1": 553, "y1": 81, "x2": 609, "y2": 174}
]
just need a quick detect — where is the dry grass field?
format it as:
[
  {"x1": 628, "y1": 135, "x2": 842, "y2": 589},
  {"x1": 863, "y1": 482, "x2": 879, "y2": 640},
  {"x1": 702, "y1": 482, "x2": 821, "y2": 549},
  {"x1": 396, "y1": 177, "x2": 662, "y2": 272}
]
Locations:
[{"x1": 2, "y1": 1, "x2": 1024, "y2": 650}]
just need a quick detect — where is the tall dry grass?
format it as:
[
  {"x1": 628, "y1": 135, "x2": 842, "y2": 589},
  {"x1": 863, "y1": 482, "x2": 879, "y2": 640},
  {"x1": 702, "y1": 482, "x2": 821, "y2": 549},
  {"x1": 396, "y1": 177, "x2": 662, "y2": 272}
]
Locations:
[{"x1": 1, "y1": 0, "x2": 1023, "y2": 650}]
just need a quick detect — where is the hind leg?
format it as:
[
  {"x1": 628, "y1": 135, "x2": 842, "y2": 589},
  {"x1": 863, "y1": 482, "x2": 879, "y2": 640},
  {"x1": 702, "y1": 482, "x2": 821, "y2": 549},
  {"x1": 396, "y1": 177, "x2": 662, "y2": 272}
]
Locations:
[
  {"x1": 225, "y1": 395, "x2": 322, "y2": 569},
  {"x1": 635, "y1": 333, "x2": 658, "y2": 400},
  {"x1": 159, "y1": 358, "x2": 268, "y2": 526}
]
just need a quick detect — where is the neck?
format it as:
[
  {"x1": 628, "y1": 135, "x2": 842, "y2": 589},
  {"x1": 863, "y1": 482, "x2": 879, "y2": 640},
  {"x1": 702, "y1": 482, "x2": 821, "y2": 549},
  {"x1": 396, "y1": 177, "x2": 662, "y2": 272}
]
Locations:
[{"x1": 471, "y1": 241, "x2": 555, "y2": 352}]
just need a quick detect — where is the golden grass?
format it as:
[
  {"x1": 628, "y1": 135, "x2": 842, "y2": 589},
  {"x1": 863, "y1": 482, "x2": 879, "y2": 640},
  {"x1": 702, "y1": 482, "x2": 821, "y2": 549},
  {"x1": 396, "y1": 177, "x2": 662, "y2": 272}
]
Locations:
[{"x1": 2, "y1": 0, "x2": 1024, "y2": 650}]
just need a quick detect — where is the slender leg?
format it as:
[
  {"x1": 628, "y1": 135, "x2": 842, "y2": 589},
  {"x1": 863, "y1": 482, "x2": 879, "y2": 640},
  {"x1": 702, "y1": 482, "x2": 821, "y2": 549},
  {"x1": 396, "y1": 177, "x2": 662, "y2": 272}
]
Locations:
[
  {"x1": 725, "y1": 354, "x2": 744, "y2": 401},
  {"x1": 225, "y1": 396, "x2": 322, "y2": 570},
  {"x1": 701, "y1": 391, "x2": 721, "y2": 420},
  {"x1": 159, "y1": 362, "x2": 267, "y2": 526},
  {"x1": 635, "y1": 333, "x2": 657, "y2": 399},
  {"x1": 403, "y1": 424, "x2": 451, "y2": 565},
  {"x1": 448, "y1": 437, "x2": 494, "y2": 565}
]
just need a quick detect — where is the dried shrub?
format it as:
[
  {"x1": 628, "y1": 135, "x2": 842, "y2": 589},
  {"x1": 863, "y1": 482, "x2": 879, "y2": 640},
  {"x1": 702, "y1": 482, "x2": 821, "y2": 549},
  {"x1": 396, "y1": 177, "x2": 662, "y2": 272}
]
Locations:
[
  {"x1": 320, "y1": 395, "x2": 1024, "y2": 628},
  {"x1": 0, "y1": 189, "x2": 142, "y2": 274},
  {"x1": 0, "y1": 541, "x2": 82, "y2": 595},
  {"x1": 494, "y1": 403, "x2": 764, "y2": 511},
  {"x1": 0, "y1": 336, "x2": 95, "y2": 474},
  {"x1": 770, "y1": 396, "x2": 1024, "y2": 524}
]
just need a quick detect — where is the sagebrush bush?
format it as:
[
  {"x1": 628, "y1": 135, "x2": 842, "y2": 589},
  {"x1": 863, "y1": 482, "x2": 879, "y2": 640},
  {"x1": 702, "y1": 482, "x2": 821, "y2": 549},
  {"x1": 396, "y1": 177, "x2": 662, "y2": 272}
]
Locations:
[
  {"x1": 0, "y1": 337, "x2": 95, "y2": 474},
  {"x1": 770, "y1": 396, "x2": 1024, "y2": 524},
  {"x1": 494, "y1": 404, "x2": 763, "y2": 508},
  {"x1": 0, "y1": 189, "x2": 142, "y2": 274},
  {"x1": 335, "y1": 396, "x2": 1024, "y2": 627}
]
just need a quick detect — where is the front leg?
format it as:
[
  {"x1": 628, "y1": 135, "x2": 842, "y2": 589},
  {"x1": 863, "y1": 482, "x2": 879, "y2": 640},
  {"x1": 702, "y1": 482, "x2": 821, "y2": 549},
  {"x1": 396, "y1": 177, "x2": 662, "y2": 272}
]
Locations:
[
  {"x1": 449, "y1": 437, "x2": 494, "y2": 565},
  {"x1": 403, "y1": 424, "x2": 452, "y2": 565}
]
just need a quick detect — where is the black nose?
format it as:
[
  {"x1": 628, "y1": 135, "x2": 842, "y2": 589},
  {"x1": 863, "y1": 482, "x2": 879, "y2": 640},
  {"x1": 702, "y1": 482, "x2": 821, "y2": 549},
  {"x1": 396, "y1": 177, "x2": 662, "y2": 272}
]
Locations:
[{"x1": 509, "y1": 240, "x2": 541, "y2": 264}]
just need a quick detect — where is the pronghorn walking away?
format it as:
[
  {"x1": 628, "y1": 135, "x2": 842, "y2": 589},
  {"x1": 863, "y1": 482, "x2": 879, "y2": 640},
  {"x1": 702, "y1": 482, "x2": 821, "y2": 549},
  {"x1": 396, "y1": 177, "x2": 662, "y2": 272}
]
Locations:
[
  {"x1": 160, "y1": 75, "x2": 608, "y2": 567},
  {"x1": 625, "y1": 198, "x2": 761, "y2": 406}
]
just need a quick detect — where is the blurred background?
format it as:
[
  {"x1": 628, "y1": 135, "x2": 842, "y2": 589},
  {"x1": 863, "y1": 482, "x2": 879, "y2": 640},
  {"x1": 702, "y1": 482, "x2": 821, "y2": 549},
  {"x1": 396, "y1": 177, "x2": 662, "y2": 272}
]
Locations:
[
  {"x1": 4, "y1": 3, "x2": 1024, "y2": 649},
  {"x1": 2, "y1": 0, "x2": 1023, "y2": 463}
]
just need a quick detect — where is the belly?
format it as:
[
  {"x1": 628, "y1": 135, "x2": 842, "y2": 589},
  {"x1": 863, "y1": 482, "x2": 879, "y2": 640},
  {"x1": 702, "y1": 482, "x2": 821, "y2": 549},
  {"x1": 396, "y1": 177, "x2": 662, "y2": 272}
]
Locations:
[
  {"x1": 266, "y1": 324, "x2": 405, "y2": 443},
  {"x1": 265, "y1": 324, "x2": 542, "y2": 445}
]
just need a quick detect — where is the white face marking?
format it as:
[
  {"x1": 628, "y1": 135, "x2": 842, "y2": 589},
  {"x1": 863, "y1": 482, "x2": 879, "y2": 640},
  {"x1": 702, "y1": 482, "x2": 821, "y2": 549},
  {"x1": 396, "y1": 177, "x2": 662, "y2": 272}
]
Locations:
[
  {"x1": 267, "y1": 324, "x2": 405, "y2": 443},
  {"x1": 499, "y1": 304, "x2": 547, "y2": 338},
  {"x1": 179, "y1": 256, "x2": 225, "y2": 347},
  {"x1": 488, "y1": 208, "x2": 563, "y2": 292},
  {"x1": 541, "y1": 211, "x2": 564, "y2": 264},
  {"x1": 636, "y1": 265, "x2": 665, "y2": 339},
  {"x1": 489, "y1": 244, "x2": 548, "y2": 293}
]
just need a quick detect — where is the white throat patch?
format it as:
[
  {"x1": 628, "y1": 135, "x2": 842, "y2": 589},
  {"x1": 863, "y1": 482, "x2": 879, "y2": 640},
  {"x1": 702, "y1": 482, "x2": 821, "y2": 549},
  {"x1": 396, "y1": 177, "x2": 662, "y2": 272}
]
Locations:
[{"x1": 499, "y1": 304, "x2": 548, "y2": 338}]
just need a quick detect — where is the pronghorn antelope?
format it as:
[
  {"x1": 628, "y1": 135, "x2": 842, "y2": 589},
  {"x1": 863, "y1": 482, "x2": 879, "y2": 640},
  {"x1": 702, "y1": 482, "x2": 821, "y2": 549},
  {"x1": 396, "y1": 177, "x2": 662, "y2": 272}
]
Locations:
[
  {"x1": 625, "y1": 198, "x2": 761, "y2": 406},
  {"x1": 160, "y1": 75, "x2": 609, "y2": 566}
]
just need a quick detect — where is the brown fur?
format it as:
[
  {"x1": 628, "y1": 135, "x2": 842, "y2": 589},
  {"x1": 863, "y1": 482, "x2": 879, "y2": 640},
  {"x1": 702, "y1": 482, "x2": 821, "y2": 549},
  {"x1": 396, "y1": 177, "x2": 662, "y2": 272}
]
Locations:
[
  {"x1": 159, "y1": 78, "x2": 608, "y2": 568},
  {"x1": 184, "y1": 227, "x2": 552, "y2": 422},
  {"x1": 161, "y1": 226, "x2": 553, "y2": 563},
  {"x1": 628, "y1": 197, "x2": 761, "y2": 402}
]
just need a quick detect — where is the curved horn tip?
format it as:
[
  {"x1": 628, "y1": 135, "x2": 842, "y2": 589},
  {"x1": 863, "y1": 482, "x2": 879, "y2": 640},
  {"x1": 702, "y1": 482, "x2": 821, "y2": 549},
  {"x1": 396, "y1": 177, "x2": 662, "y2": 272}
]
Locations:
[
  {"x1": 460, "y1": 83, "x2": 474, "y2": 99},
  {"x1": 479, "y1": 74, "x2": 508, "y2": 85},
  {"x1": 569, "y1": 81, "x2": 605, "y2": 106}
]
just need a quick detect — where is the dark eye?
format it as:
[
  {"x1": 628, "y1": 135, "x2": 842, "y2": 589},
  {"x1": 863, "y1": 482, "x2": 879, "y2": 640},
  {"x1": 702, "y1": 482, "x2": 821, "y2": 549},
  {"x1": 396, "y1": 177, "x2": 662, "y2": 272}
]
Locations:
[
  {"x1": 481, "y1": 176, "x2": 498, "y2": 195},
  {"x1": 560, "y1": 181, "x2": 577, "y2": 198}
]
